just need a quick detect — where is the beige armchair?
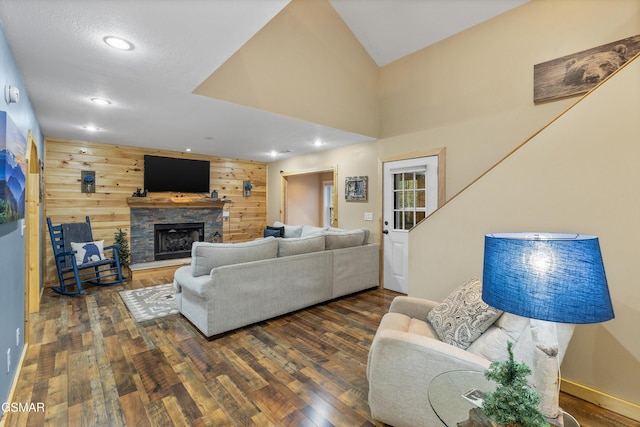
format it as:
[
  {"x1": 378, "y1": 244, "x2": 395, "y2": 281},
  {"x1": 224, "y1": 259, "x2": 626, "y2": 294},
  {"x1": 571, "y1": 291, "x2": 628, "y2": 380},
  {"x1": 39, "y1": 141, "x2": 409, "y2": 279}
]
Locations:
[{"x1": 366, "y1": 295, "x2": 574, "y2": 427}]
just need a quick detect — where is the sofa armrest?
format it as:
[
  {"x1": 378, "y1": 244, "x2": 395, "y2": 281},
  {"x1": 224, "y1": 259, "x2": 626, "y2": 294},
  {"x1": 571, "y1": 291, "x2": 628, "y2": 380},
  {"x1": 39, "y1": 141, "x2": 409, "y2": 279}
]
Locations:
[
  {"x1": 367, "y1": 328, "x2": 491, "y2": 427},
  {"x1": 368, "y1": 328, "x2": 491, "y2": 381},
  {"x1": 389, "y1": 296, "x2": 439, "y2": 321},
  {"x1": 173, "y1": 265, "x2": 215, "y2": 299}
]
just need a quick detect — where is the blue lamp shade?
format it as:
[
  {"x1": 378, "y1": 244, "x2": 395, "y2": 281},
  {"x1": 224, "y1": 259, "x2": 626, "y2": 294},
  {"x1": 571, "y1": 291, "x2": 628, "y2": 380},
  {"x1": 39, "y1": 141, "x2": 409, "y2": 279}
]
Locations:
[{"x1": 482, "y1": 233, "x2": 614, "y2": 324}]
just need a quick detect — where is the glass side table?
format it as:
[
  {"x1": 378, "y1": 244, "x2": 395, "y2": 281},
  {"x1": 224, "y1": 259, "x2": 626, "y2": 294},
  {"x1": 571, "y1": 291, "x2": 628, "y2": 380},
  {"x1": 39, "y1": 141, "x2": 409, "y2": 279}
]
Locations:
[{"x1": 428, "y1": 370, "x2": 580, "y2": 427}]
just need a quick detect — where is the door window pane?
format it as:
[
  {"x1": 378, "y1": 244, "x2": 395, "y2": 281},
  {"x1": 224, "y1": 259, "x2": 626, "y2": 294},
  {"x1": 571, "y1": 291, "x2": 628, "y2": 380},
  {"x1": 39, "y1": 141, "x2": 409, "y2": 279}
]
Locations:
[
  {"x1": 403, "y1": 173, "x2": 414, "y2": 189},
  {"x1": 404, "y1": 212, "x2": 415, "y2": 229},
  {"x1": 395, "y1": 211, "x2": 403, "y2": 230},
  {"x1": 394, "y1": 191, "x2": 403, "y2": 209},
  {"x1": 392, "y1": 170, "x2": 427, "y2": 230},
  {"x1": 416, "y1": 190, "x2": 426, "y2": 208},
  {"x1": 403, "y1": 189, "x2": 413, "y2": 208},
  {"x1": 394, "y1": 173, "x2": 403, "y2": 188}
]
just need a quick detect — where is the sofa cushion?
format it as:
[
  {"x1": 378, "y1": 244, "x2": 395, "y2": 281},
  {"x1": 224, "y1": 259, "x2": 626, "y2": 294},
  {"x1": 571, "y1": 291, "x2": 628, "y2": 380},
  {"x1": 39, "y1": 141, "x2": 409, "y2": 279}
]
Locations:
[
  {"x1": 264, "y1": 225, "x2": 284, "y2": 238},
  {"x1": 325, "y1": 229, "x2": 366, "y2": 249},
  {"x1": 378, "y1": 312, "x2": 438, "y2": 339},
  {"x1": 273, "y1": 221, "x2": 303, "y2": 238},
  {"x1": 427, "y1": 278, "x2": 503, "y2": 349},
  {"x1": 191, "y1": 237, "x2": 278, "y2": 277},
  {"x1": 277, "y1": 234, "x2": 326, "y2": 257}
]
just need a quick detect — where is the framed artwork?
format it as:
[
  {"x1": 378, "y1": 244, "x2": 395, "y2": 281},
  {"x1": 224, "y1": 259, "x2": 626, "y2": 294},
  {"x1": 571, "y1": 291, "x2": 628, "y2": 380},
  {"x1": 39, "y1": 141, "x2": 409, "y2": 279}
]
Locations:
[
  {"x1": 345, "y1": 176, "x2": 367, "y2": 202},
  {"x1": 0, "y1": 111, "x2": 27, "y2": 224},
  {"x1": 534, "y1": 35, "x2": 640, "y2": 103}
]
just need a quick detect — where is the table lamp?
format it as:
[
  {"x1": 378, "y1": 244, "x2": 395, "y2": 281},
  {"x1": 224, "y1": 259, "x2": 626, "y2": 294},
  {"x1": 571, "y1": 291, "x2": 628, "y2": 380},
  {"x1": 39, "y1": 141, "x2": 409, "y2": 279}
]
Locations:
[{"x1": 482, "y1": 232, "x2": 614, "y2": 426}]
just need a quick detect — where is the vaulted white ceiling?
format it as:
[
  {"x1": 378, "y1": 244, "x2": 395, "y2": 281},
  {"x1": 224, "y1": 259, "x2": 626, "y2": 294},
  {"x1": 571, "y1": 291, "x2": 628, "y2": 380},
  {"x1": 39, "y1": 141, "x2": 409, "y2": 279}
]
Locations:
[{"x1": 0, "y1": 0, "x2": 527, "y2": 161}]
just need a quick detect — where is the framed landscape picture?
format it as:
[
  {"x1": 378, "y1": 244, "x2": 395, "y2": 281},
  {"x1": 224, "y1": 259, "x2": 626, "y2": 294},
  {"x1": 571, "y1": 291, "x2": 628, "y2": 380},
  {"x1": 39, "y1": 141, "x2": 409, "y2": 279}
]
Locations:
[
  {"x1": 0, "y1": 111, "x2": 26, "y2": 224},
  {"x1": 345, "y1": 176, "x2": 367, "y2": 202}
]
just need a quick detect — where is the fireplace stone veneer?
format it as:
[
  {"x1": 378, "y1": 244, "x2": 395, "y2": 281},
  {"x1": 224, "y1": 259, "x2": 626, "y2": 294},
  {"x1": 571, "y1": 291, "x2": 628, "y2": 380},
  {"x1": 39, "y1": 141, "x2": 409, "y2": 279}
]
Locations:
[{"x1": 130, "y1": 206, "x2": 223, "y2": 264}]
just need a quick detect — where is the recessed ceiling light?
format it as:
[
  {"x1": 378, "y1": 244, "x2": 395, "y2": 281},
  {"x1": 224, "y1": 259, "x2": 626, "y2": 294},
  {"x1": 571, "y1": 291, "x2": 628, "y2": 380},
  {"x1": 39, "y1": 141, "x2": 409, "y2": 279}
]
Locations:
[
  {"x1": 269, "y1": 150, "x2": 278, "y2": 157},
  {"x1": 313, "y1": 139, "x2": 324, "y2": 146},
  {"x1": 83, "y1": 125, "x2": 100, "y2": 132},
  {"x1": 185, "y1": 148, "x2": 192, "y2": 152},
  {"x1": 103, "y1": 36, "x2": 134, "y2": 51},
  {"x1": 90, "y1": 97, "x2": 111, "y2": 105}
]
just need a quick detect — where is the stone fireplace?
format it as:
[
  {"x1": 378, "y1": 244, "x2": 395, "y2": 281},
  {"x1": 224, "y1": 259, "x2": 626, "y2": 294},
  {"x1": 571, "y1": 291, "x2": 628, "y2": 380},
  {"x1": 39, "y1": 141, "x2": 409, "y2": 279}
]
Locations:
[
  {"x1": 128, "y1": 199, "x2": 225, "y2": 265},
  {"x1": 154, "y1": 222, "x2": 204, "y2": 261}
]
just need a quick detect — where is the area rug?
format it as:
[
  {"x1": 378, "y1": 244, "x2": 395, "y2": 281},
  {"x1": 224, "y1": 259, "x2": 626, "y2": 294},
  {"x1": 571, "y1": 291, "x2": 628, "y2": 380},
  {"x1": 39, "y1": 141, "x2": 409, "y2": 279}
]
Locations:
[{"x1": 119, "y1": 284, "x2": 179, "y2": 322}]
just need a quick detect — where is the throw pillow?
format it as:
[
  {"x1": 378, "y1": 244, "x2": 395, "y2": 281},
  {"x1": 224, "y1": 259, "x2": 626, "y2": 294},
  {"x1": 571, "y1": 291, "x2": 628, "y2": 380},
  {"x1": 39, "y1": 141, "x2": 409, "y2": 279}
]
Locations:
[
  {"x1": 70, "y1": 240, "x2": 106, "y2": 266},
  {"x1": 264, "y1": 226, "x2": 284, "y2": 238},
  {"x1": 427, "y1": 278, "x2": 503, "y2": 349},
  {"x1": 273, "y1": 221, "x2": 303, "y2": 238}
]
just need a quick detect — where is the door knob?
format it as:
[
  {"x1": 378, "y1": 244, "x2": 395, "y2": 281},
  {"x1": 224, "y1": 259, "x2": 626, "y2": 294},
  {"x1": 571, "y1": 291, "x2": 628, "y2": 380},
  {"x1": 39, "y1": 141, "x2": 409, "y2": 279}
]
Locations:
[{"x1": 383, "y1": 229, "x2": 389, "y2": 234}]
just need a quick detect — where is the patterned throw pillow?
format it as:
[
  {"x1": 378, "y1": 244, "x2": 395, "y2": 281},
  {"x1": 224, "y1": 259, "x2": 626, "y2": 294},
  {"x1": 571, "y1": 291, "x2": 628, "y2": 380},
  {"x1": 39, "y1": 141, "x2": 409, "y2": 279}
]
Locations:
[
  {"x1": 70, "y1": 240, "x2": 106, "y2": 266},
  {"x1": 427, "y1": 278, "x2": 503, "y2": 349}
]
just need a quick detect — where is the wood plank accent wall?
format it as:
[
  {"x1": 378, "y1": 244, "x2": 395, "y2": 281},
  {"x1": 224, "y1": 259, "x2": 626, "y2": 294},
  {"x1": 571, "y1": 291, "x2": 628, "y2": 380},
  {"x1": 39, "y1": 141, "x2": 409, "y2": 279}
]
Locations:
[{"x1": 44, "y1": 137, "x2": 267, "y2": 286}]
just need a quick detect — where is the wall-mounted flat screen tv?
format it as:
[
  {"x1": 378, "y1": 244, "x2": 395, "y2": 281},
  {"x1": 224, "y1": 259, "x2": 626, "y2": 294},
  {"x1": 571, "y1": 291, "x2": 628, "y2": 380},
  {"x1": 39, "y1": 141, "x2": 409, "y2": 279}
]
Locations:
[{"x1": 144, "y1": 155, "x2": 210, "y2": 193}]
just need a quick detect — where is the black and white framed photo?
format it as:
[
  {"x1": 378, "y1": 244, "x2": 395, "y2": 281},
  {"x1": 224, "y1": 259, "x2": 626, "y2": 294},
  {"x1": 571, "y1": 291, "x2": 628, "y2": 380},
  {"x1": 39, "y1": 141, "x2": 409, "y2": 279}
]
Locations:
[{"x1": 345, "y1": 176, "x2": 367, "y2": 202}]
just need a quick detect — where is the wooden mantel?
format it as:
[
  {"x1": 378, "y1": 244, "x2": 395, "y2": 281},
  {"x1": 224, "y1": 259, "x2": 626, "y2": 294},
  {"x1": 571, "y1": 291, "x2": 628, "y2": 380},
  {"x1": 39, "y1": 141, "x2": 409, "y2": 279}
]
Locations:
[{"x1": 126, "y1": 197, "x2": 231, "y2": 208}]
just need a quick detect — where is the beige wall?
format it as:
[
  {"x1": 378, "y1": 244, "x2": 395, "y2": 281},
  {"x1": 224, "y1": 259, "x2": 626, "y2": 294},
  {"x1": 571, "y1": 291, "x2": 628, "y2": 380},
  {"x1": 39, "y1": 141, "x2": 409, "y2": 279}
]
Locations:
[
  {"x1": 270, "y1": 0, "x2": 640, "y2": 235},
  {"x1": 409, "y1": 57, "x2": 640, "y2": 416},
  {"x1": 268, "y1": 142, "x2": 380, "y2": 238},
  {"x1": 265, "y1": 0, "x2": 640, "y2": 416},
  {"x1": 286, "y1": 173, "x2": 321, "y2": 226},
  {"x1": 379, "y1": 0, "x2": 640, "y2": 198},
  {"x1": 195, "y1": 0, "x2": 379, "y2": 137}
]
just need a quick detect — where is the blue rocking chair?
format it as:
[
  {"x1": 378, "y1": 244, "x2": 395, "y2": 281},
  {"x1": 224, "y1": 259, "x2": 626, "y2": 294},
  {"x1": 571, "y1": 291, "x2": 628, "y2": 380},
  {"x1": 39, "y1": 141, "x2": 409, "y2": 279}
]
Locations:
[{"x1": 47, "y1": 216, "x2": 124, "y2": 296}]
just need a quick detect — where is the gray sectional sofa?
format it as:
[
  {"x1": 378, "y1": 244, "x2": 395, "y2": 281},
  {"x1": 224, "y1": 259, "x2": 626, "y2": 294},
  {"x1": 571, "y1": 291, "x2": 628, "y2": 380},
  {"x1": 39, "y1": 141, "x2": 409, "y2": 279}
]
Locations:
[{"x1": 173, "y1": 224, "x2": 379, "y2": 337}]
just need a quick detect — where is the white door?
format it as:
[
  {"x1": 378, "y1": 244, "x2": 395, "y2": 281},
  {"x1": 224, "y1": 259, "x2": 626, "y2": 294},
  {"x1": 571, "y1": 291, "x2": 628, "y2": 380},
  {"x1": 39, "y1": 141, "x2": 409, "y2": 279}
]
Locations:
[{"x1": 383, "y1": 157, "x2": 439, "y2": 293}]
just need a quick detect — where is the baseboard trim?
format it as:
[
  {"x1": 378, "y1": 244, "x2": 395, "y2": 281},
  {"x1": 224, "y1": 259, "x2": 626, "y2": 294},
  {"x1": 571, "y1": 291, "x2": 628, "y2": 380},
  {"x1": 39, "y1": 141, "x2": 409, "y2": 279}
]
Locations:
[
  {"x1": 0, "y1": 344, "x2": 28, "y2": 427},
  {"x1": 561, "y1": 378, "x2": 640, "y2": 422}
]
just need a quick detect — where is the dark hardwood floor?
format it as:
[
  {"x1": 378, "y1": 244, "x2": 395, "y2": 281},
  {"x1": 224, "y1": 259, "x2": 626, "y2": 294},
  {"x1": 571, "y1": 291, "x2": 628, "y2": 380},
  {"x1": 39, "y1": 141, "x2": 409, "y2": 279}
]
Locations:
[{"x1": 4, "y1": 273, "x2": 638, "y2": 426}]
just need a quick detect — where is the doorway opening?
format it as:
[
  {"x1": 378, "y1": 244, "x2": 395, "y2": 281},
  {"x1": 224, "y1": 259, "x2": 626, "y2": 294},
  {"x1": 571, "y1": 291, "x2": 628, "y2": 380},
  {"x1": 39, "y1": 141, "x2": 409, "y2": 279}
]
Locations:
[
  {"x1": 280, "y1": 166, "x2": 338, "y2": 227},
  {"x1": 25, "y1": 131, "x2": 41, "y2": 344},
  {"x1": 322, "y1": 181, "x2": 334, "y2": 228}
]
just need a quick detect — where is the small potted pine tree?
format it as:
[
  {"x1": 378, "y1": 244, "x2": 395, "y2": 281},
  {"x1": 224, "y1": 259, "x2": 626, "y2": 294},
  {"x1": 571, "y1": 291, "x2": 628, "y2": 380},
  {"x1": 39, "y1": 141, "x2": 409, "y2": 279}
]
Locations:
[
  {"x1": 114, "y1": 228, "x2": 131, "y2": 280},
  {"x1": 482, "y1": 341, "x2": 548, "y2": 427}
]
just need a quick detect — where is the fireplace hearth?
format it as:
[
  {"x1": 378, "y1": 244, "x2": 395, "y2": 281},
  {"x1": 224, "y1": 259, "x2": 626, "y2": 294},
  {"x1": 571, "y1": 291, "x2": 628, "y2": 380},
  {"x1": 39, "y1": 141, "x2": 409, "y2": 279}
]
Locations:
[{"x1": 154, "y1": 222, "x2": 204, "y2": 261}]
